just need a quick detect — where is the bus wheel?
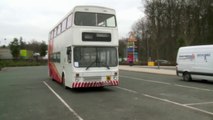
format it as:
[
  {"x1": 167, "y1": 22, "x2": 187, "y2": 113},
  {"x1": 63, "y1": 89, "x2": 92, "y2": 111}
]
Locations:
[
  {"x1": 62, "y1": 74, "x2": 68, "y2": 89},
  {"x1": 183, "y1": 72, "x2": 191, "y2": 81}
]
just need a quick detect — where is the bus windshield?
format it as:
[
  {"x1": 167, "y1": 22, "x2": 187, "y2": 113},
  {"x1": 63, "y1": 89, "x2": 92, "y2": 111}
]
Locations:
[
  {"x1": 74, "y1": 47, "x2": 117, "y2": 68},
  {"x1": 74, "y1": 12, "x2": 116, "y2": 27}
]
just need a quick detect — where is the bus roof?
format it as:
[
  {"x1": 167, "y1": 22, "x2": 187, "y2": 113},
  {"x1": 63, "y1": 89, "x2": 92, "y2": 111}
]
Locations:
[
  {"x1": 73, "y1": 5, "x2": 115, "y2": 13},
  {"x1": 49, "y1": 5, "x2": 116, "y2": 32}
]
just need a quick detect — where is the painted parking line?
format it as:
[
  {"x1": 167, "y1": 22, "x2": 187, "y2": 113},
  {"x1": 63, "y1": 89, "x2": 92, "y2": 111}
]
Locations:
[
  {"x1": 120, "y1": 75, "x2": 171, "y2": 85},
  {"x1": 184, "y1": 101, "x2": 213, "y2": 106},
  {"x1": 116, "y1": 86, "x2": 137, "y2": 94},
  {"x1": 120, "y1": 75, "x2": 213, "y2": 92},
  {"x1": 116, "y1": 86, "x2": 213, "y2": 116},
  {"x1": 43, "y1": 81, "x2": 84, "y2": 120},
  {"x1": 174, "y1": 84, "x2": 213, "y2": 92}
]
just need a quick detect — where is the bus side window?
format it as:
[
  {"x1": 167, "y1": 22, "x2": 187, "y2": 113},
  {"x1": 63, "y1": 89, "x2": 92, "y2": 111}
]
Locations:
[{"x1": 67, "y1": 47, "x2": 72, "y2": 63}]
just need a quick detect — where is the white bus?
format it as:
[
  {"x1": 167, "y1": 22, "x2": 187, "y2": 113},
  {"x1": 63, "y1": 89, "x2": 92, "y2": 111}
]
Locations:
[{"x1": 48, "y1": 6, "x2": 119, "y2": 88}]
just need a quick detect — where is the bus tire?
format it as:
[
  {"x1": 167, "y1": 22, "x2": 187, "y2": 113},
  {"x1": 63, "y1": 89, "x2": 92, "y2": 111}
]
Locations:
[
  {"x1": 62, "y1": 73, "x2": 68, "y2": 89},
  {"x1": 183, "y1": 72, "x2": 191, "y2": 81}
]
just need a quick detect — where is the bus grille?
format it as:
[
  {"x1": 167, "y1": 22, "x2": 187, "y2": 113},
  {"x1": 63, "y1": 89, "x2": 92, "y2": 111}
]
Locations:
[{"x1": 83, "y1": 76, "x2": 101, "y2": 81}]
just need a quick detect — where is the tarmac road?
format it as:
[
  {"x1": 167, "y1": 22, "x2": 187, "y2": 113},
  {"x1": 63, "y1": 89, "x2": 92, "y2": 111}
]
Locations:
[{"x1": 1, "y1": 66, "x2": 213, "y2": 120}]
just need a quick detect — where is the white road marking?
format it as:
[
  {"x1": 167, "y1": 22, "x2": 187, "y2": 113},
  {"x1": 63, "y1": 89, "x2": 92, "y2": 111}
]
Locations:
[
  {"x1": 116, "y1": 86, "x2": 213, "y2": 116},
  {"x1": 120, "y1": 75, "x2": 171, "y2": 85},
  {"x1": 184, "y1": 101, "x2": 213, "y2": 106},
  {"x1": 174, "y1": 84, "x2": 213, "y2": 92},
  {"x1": 120, "y1": 75, "x2": 213, "y2": 92},
  {"x1": 116, "y1": 86, "x2": 137, "y2": 94},
  {"x1": 43, "y1": 81, "x2": 84, "y2": 120},
  {"x1": 143, "y1": 94, "x2": 213, "y2": 116}
]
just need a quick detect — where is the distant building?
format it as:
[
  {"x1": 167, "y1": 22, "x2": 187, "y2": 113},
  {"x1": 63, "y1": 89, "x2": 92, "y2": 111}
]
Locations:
[
  {"x1": 42, "y1": 54, "x2": 48, "y2": 60},
  {"x1": 0, "y1": 48, "x2": 13, "y2": 59}
]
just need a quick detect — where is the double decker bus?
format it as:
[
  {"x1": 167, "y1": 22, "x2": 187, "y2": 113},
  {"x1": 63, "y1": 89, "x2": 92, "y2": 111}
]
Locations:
[{"x1": 48, "y1": 6, "x2": 119, "y2": 88}]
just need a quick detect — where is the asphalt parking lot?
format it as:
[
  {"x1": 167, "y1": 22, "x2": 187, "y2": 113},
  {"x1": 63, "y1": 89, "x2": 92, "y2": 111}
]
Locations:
[{"x1": 0, "y1": 66, "x2": 213, "y2": 120}]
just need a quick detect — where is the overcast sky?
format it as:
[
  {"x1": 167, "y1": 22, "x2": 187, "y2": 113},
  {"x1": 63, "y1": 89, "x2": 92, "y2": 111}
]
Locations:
[{"x1": 0, "y1": 0, "x2": 144, "y2": 45}]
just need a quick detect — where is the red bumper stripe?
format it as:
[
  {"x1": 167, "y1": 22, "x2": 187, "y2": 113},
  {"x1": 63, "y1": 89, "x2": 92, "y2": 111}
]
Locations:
[{"x1": 72, "y1": 80, "x2": 119, "y2": 88}]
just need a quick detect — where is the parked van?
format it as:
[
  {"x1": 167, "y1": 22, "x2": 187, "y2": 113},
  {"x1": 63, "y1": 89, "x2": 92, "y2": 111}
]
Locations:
[{"x1": 176, "y1": 45, "x2": 213, "y2": 81}]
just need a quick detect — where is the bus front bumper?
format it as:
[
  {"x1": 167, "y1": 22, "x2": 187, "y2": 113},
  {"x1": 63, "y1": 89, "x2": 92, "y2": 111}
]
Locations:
[{"x1": 72, "y1": 80, "x2": 119, "y2": 88}]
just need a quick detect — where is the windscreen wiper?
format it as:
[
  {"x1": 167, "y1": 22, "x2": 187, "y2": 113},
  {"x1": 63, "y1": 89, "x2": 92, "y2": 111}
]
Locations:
[
  {"x1": 86, "y1": 60, "x2": 96, "y2": 70},
  {"x1": 86, "y1": 58, "x2": 110, "y2": 70},
  {"x1": 105, "y1": 64, "x2": 110, "y2": 70}
]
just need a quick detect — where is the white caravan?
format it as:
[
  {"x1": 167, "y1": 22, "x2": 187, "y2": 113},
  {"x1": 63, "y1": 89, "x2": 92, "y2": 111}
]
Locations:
[{"x1": 176, "y1": 45, "x2": 213, "y2": 81}]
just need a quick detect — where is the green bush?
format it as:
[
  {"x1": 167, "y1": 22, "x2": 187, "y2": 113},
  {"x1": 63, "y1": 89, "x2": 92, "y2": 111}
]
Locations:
[{"x1": 0, "y1": 59, "x2": 47, "y2": 68}]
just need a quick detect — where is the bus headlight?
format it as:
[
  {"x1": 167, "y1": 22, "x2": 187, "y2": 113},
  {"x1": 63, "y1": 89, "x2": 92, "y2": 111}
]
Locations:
[
  {"x1": 113, "y1": 76, "x2": 117, "y2": 80},
  {"x1": 75, "y1": 73, "x2": 80, "y2": 82},
  {"x1": 76, "y1": 73, "x2": 79, "y2": 77},
  {"x1": 113, "y1": 72, "x2": 118, "y2": 80}
]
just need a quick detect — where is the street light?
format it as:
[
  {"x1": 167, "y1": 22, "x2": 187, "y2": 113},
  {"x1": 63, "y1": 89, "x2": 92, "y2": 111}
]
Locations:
[{"x1": 146, "y1": 33, "x2": 150, "y2": 62}]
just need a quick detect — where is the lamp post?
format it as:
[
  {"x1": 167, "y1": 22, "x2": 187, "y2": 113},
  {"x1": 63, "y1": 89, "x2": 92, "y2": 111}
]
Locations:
[
  {"x1": 135, "y1": 31, "x2": 142, "y2": 64},
  {"x1": 145, "y1": 32, "x2": 151, "y2": 63}
]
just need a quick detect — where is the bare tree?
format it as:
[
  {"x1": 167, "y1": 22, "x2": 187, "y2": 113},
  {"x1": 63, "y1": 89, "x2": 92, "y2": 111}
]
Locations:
[{"x1": 132, "y1": 0, "x2": 213, "y2": 63}]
